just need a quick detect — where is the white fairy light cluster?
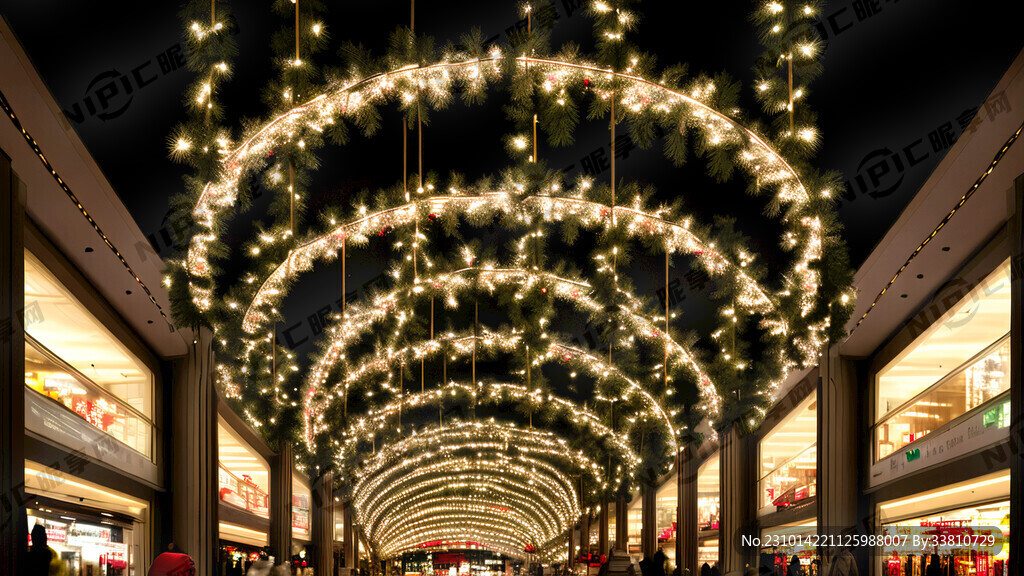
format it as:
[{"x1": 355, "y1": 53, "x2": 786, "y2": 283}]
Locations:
[
  {"x1": 171, "y1": 0, "x2": 852, "y2": 560},
  {"x1": 185, "y1": 54, "x2": 504, "y2": 306},
  {"x1": 295, "y1": 265, "x2": 717, "y2": 445},
  {"x1": 331, "y1": 380, "x2": 640, "y2": 480},
  {"x1": 352, "y1": 422, "x2": 588, "y2": 558},
  {"x1": 184, "y1": 57, "x2": 822, "y2": 319}
]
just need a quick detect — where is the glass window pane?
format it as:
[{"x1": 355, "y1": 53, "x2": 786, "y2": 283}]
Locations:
[
  {"x1": 758, "y1": 394, "x2": 817, "y2": 512},
  {"x1": 877, "y1": 261, "x2": 1011, "y2": 422},
  {"x1": 24, "y1": 250, "x2": 154, "y2": 418},
  {"x1": 25, "y1": 338, "x2": 152, "y2": 458},
  {"x1": 875, "y1": 337, "x2": 1010, "y2": 459},
  {"x1": 697, "y1": 454, "x2": 719, "y2": 532}
]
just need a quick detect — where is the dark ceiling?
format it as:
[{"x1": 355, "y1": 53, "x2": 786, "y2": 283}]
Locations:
[{"x1": 2, "y1": 0, "x2": 1021, "y2": 364}]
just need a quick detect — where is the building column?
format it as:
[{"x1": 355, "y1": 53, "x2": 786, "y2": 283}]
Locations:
[
  {"x1": 270, "y1": 439, "x2": 295, "y2": 564},
  {"x1": 614, "y1": 494, "x2": 628, "y2": 551},
  {"x1": 1009, "y1": 173, "x2": 1023, "y2": 576},
  {"x1": 354, "y1": 524, "x2": 361, "y2": 574},
  {"x1": 599, "y1": 497, "x2": 609, "y2": 556},
  {"x1": 676, "y1": 448, "x2": 698, "y2": 575},
  {"x1": 817, "y1": 344, "x2": 864, "y2": 574},
  {"x1": 718, "y1": 423, "x2": 753, "y2": 575},
  {"x1": 172, "y1": 327, "x2": 219, "y2": 574},
  {"x1": 0, "y1": 149, "x2": 27, "y2": 576},
  {"x1": 343, "y1": 505, "x2": 355, "y2": 575},
  {"x1": 313, "y1": 470, "x2": 336, "y2": 576},
  {"x1": 580, "y1": 511, "x2": 591, "y2": 556},
  {"x1": 640, "y1": 482, "x2": 657, "y2": 559},
  {"x1": 567, "y1": 519, "x2": 575, "y2": 569}
]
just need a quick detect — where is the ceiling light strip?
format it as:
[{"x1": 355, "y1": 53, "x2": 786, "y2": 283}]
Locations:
[
  {"x1": 0, "y1": 88, "x2": 173, "y2": 329},
  {"x1": 853, "y1": 120, "x2": 1024, "y2": 330}
]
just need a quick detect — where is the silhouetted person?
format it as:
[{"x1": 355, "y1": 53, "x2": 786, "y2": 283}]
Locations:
[
  {"x1": 787, "y1": 556, "x2": 801, "y2": 576},
  {"x1": 652, "y1": 549, "x2": 668, "y2": 576},
  {"x1": 709, "y1": 563, "x2": 719, "y2": 576},
  {"x1": 700, "y1": 562, "x2": 711, "y2": 576},
  {"x1": 924, "y1": 555, "x2": 941, "y2": 576},
  {"x1": 640, "y1": 556, "x2": 651, "y2": 576},
  {"x1": 30, "y1": 524, "x2": 53, "y2": 576}
]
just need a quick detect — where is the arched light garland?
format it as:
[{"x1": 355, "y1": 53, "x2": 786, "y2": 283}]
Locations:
[
  {"x1": 309, "y1": 330, "x2": 678, "y2": 454},
  {"x1": 296, "y1": 265, "x2": 719, "y2": 444},
  {"x1": 331, "y1": 381, "x2": 640, "y2": 483},
  {"x1": 166, "y1": 0, "x2": 857, "y2": 563},
  {"x1": 240, "y1": 190, "x2": 776, "y2": 331},
  {"x1": 181, "y1": 57, "x2": 821, "y2": 314},
  {"x1": 351, "y1": 422, "x2": 588, "y2": 558}
]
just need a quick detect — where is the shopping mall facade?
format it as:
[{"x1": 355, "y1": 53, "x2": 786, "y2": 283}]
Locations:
[{"x1": 0, "y1": 16, "x2": 1021, "y2": 576}]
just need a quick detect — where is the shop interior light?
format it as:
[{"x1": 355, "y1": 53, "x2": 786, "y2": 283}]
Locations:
[{"x1": 879, "y1": 472, "x2": 1010, "y2": 511}]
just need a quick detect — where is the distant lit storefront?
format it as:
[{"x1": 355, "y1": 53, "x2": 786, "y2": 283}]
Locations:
[
  {"x1": 402, "y1": 546, "x2": 509, "y2": 576},
  {"x1": 655, "y1": 475, "x2": 677, "y2": 564},
  {"x1": 292, "y1": 474, "x2": 313, "y2": 570},
  {"x1": 758, "y1": 393, "x2": 817, "y2": 518},
  {"x1": 218, "y1": 416, "x2": 271, "y2": 563},
  {"x1": 756, "y1": 384, "x2": 818, "y2": 575},
  {"x1": 23, "y1": 244, "x2": 159, "y2": 576},
  {"x1": 696, "y1": 454, "x2": 719, "y2": 568},
  {"x1": 869, "y1": 260, "x2": 1012, "y2": 576},
  {"x1": 758, "y1": 521, "x2": 819, "y2": 576}
]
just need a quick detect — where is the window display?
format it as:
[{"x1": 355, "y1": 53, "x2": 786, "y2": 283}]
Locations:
[
  {"x1": 28, "y1": 512, "x2": 131, "y2": 576},
  {"x1": 697, "y1": 455, "x2": 719, "y2": 532},
  {"x1": 697, "y1": 540, "x2": 718, "y2": 568},
  {"x1": 880, "y1": 501, "x2": 1010, "y2": 576},
  {"x1": 876, "y1": 337, "x2": 1010, "y2": 459},
  {"x1": 219, "y1": 464, "x2": 270, "y2": 518},
  {"x1": 758, "y1": 394, "x2": 817, "y2": 514},
  {"x1": 24, "y1": 250, "x2": 153, "y2": 419},
  {"x1": 26, "y1": 338, "x2": 152, "y2": 457},
  {"x1": 292, "y1": 493, "x2": 310, "y2": 534},
  {"x1": 656, "y1": 476, "x2": 677, "y2": 546},
  {"x1": 23, "y1": 250, "x2": 155, "y2": 459},
  {"x1": 875, "y1": 261, "x2": 1011, "y2": 461},
  {"x1": 759, "y1": 523, "x2": 818, "y2": 576}
]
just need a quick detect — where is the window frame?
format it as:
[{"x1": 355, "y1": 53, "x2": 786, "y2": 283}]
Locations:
[
  {"x1": 872, "y1": 332, "x2": 1010, "y2": 463},
  {"x1": 24, "y1": 221, "x2": 163, "y2": 468},
  {"x1": 26, "y1": 332, "x2": 155, "y2": 458}
]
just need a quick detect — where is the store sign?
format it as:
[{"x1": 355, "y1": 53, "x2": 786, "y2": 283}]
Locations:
[
  {"x1": 870, "y1": 398, "x2": 1010, "y2": 487},
  {"x1": 292, "y1": 493, "x2": 310, "y2": 533},
  {"x1": 292, "y1": 506, "x2": 310, "y2": 532},
  {"x1": 27, "y1": 519, "x2": 67, "y2": 544},
  {"x1": 70, "y1": 523, "x2": 112, "y2": 544}
]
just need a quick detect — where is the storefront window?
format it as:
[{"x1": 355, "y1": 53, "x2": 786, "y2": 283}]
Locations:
[
  {"x1": 26, "y1": 338, "x2": 152, "y2": 458},
  {"x1": 656, "y1": 476, "x2": 677, "y2": 554},
  {"x1": 875, "y1": 261, "x2": 1011, "y2": 461},
  {"x1": 880, "y1": 502, "x2": 1010, "y2": 576},
  {"x1": 697, "y1": 539, "x2": 718, "y2": 568},
  {"x1": 24, "y1": 251, "x2": 154, "y2": 458},
  {"x1": 697, "y1": 455, "x2": 719, "y2": 532},
  {"x1": 759, "y1": 523, "x2": 818, "y2": 576},
  {"x1": 218, "y1": 420, "x2": 271, "y2": 520},
  {"x1": 28, "y1": 512, "x2": 132, "y2": 576},
  {"x1": 628, "y1": 507, "x2": 642, "y2": 558},
  {"x1": 758, "y1": 394, "x2": 817, "y2": 514},
  {"x1": 218, "y1": 464, "x2": 270, "y2": 518},
  {"x1": 293, "y1": 476, "x2": 312, "y2": 540}
]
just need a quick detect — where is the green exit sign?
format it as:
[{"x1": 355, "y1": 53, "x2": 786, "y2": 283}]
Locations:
[
  {"x1": 905, "y1": 448, "x2": 920, "y2": 462},
  {"x1": 984, "y1": 401, "x2": 1011, "y2": 428}
]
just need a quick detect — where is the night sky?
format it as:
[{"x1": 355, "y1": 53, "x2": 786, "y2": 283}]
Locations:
[{"x1": 2, "y1": 0, "x2": 1021, "y2": 363}]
